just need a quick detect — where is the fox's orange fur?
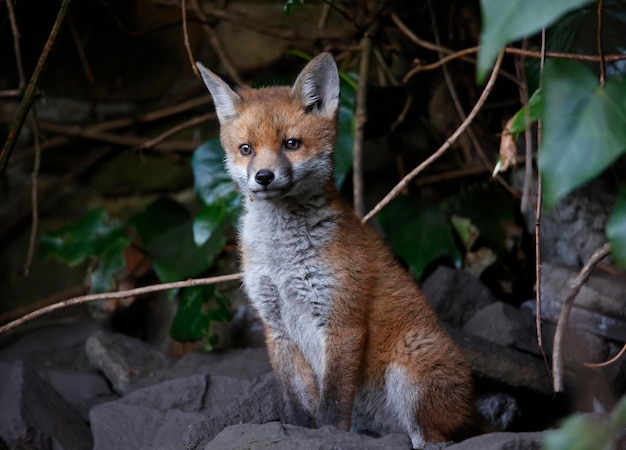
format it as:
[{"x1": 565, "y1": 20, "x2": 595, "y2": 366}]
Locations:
[{"x1": 197, "y1": 53, "x2": 478, "y2": 448}]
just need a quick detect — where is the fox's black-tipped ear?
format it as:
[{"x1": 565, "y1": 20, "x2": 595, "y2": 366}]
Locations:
[
  {"x1": 291, "y1": 53, "x2": 340, "y2": 118},
  {"x1": 196, "y1": 61, "x2": 242, "y2": 124}
]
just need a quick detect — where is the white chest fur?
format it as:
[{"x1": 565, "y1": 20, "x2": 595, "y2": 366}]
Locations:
[{"x1": 240, "y1": 196, "x2": 338, "y2": 380}]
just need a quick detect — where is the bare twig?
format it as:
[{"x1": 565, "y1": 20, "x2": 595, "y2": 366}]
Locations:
[
  {"x1": 535, "y1": 28, "x2": 550, "y2": 381},
  {"x1": 38, "y1": 122, "x2": 199, "y2": 152},
  {"x1": 353, "y1": 32, "x2": 372, "y2": 218},
  {"x1": 0, "y1": 273, "x2": 243, "y2": 335},
  {"x1": 361, "y1": 49, "x2": 505, "y2": 223},
  {"x1": 22, "y1": 114, "x2": 41, "y2": 276},
  {"x1": 0, "y1": 148, "x2": 113, "y2": 240},
  {"x1": 182, "y1": 0, "x2": 200, "y2": 78},
  {"x1": 5, "y1": 0, "x2": 26, "y2": 89},
  {"x1": 552, "y1": 243, "x2": 612, "y2": 392},
  {"x1": 68, "y1": 16, "x2": 95, "y2": 84},
  {"x1": 190, "y1": 0, "x2": 242, "y2": 84},
  {"x1": 517, "y1": 39, "x2": 534, "y2": 214},
  {"x1": 584, "y1": 342, "x2": 626, "y2": 368},
  {"x1": 156, "y1": 0, "x2": 354, "y2": 42},
  {"x1": 0, "y1": 0, "x2": 72, "y2": 175},
  {"x1": 136, "y1": 112, "x2": 216, "y2": 151},
  {"x1": 597, "y1": 0, "x2": 606, "y2": 87}
]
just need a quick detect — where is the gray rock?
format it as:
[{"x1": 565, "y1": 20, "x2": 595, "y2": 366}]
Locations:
[
  {"x1": 89, "y1": 372, "x2": 280, "y2": 450},
  {"x1": 422, "y1": 267, "x2": 497, "y2": 326},
  {"x1": 39, "y1": 369, "x2": 114, "y2": 420},
  {"x1": 444, "y1": 326, "x2": 552, "y2": 395},
  {"x1": 85, "y1": 331, "x2": 171, "y2": 394},
  {"x1": 446, "y1": 431, "x2": 544, "y2": 450},
  {"x1": 0, "y1": 318, "x2": 103, "y2": 371},
  {"x1": 0, "y1": 360, "x2": 93, "y2": 450},
  {"x1": 182, "y1": 372, "x2": 281, "y2": 449},
  {"x1": 464, "y1": 302, "x2": 538, "y2": 354},
  {"x1": 131, "y1": 347, "x2": 272, "y2": 392},
  {"x1": 203, "y1": 421, "x2": 413, "y2": 450}
]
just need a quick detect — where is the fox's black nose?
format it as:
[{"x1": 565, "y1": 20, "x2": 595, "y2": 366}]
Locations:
[{"x1": 255, "y1": 169, "x2": 275, "y2": 187}]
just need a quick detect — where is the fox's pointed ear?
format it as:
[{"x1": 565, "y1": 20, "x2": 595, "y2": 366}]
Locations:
[
  {"x1": 291, "y1": 53, "x2": 340, "y2": 118},
  {"x1": 196, "y1": 62, "x2": 242, "y2": 124}
]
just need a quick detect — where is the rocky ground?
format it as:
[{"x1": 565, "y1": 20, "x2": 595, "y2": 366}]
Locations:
[{"x1": 1, "y1": 264, "x2": 625, "y2": 450}]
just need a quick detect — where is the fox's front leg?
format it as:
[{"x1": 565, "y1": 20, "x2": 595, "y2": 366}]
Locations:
[
  {"x1": 316, "y1": 323, "x2": 366, "y2": 431},
  {"x1": 265, "y1": 329, "x2": 319, "y2": 428}
]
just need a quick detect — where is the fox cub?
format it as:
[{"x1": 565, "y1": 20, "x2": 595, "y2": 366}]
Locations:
[{"x1": 196, "y1": 53, "x2": 477, "y2": 448}]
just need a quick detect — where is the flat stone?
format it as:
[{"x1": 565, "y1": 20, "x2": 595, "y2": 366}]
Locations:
[
  {"x1": 182, "y1": 372, "x2": 281, "y2": 449},
  {"x1": 89, "y1": 372, "x2": 280, "y2": 450},
  {"x1": 446, "y1": 431, "x2": 544, "y2": 450},
  {"x1": 422, "y1": 267, "x2": 497, "y2": 326},
  {"x1": 85, "y1": 331, "x2": 171, "y2": 394},
  {"x1": 445, "y1": 325, "x2": 552, "y2": 395},
  {"x1": 203, "y1": 422, "x2": 412, "y2": 450},
  {"x1": 0, "y1": 360, "x2": 93, "y2": 450},
  {"x1": 39, "y1": 369, "x2": 114, "y2": 420},
  {"x1": 464, "y1": 302, "x2": 538, "y2": 354}
]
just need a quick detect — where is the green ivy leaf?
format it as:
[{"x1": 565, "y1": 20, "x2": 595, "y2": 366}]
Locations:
[
  {"x1": 539, "y1": 59, "x2": 626, "y2": 209},
  {"x1": 40, "y1": 209, "x2": 114, "y2": 266},
  {"x1": 192, "y1": 139, "x2": 240, "y2": 213},
  {"x1": 170, "y1": 286, "x2": 211, "y2": 341},
  {"x1": 193, "y1": 202, "x2": 225, "y2": 246},
  {"x1": 377, "y1": 196, "x2": 462, "y2": 279},
  {"x1": 544, "y1": 395, "x2": 626, "y2": 450},
  {"x1": 89, "y1": 235, "x2": 130, "y2": 293},
  {"x1": 170, "y1": 285, "x2": 233, "y2": 342},
  {"x1": 283, "y1": 0, "x2": 304, "y2": 16},
  {"x1": 335, "y1": 74, "x2": 357, "y2": 189},
  {"x1": 477, "y1": 0, "x2": 594, "y2": 81},
  {"x1": 510, "y1": 88, "x2": 542, "y2": 135},
  {"x1": 130, "y1": 197, "x2": 226, "y2": 283},
  {"x1": 607, "y1": 188, "x2": 626, "y2": 268}
]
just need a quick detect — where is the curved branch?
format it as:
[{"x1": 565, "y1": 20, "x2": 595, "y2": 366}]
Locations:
[
  {"x1": 361, "y1": 49, "x2": 505, "y2": 223},
  {"x1": 0, "y1": 273, "x2": 243, "y2": 335},
  {"x1": 552, "y1": 243, "x2": 612, "y2": 392}
]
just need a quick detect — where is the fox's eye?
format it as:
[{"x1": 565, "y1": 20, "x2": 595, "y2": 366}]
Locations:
[
  {"x1": 284, "y1": 139, "x2": 302, "y2": 151},
  {"x1": 239, "y1": 144, "x2": 253, "y2": 156}
]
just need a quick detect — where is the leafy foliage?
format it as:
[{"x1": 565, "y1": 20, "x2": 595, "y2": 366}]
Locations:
[
  {"x1": 608, "y1": 188, "x2": 626, "y2": 268},
  {"x1": 169, "y1": 285, "x2": 232, "y2": 349},
  {"x1": 544, "y1": 395, "x2": 626, "y2": 450},
  {"x1": 283, "y1": 0, "x2": 304, "y2": 16},
  {"x1": 40, "y1": 209, "x2": 130, "y2": 293},
  {"x1": 130, "y1": 197, "x2": 226, "y2": 283},
  {"x1": 377, "y1": 196, "x2": 462, "y2": 279},
  {"x1": 477, "y1": 0, "x2": 594, "y2": 80},
  {"x1": 539, "y1": 59, "x2": 626, "y2": 210}
]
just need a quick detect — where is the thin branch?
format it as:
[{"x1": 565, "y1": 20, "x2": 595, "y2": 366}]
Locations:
[
  {"x1": 135, "y1": 112, "x2": 216, "y2": 151},
  {"x1": 584, "y1": 342, "x2": 626, "y2": 368},
  {"x1": 189, "y1": 0, "x2": 239, "y2": 85},
  {"x1": 362, "y1": 49, "x2": 505, "y2": 223},
  {"x1": 0, "y1": 148, "x2": 113, "y2": 240},
  {"x1": 68, "y1": 15, "x2": 95, "y2": 84},
  {"x1": 353, "y1": 32, "x2": 372, "y2": 218},
  {"x1": 517, "y1": 39, "x2": 534, "y2": 214},
  {"x1": 5, "y1": 0, "x2": 26, "y2": 89},
  {"x1": 22, "y1": 113, "x2": 41, "y2": 276},
  {"x1": 0, "y1": 0, "x2": 73, "y2": 175},
  {"x1": 597, "y1": 0, "x2": 606, "y2": 87},
  {"x1": 38, "y1": 122, "x2": 199, "y2": 152},
  {"x1": 0, "y1": 273, "x2": 243, "y2": 335},
  {"x1": 535, "y1": 28, "x2": 550, "y2": 382},
  {"x1": 182, "y1": 0, "x2": 200, "y2": 78},
  {"x1": 552, "y1": 243, "x2": 612, "y2": 392}
]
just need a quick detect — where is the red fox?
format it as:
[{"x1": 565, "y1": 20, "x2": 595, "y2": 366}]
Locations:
[{"x1": 196, "y1": 53, "x2": 478, "y2": 448}]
